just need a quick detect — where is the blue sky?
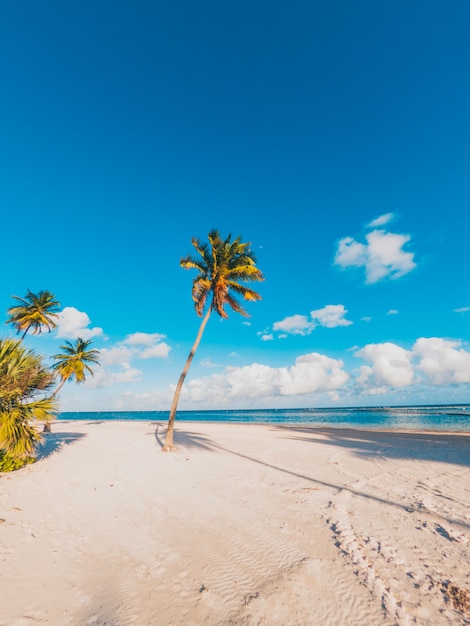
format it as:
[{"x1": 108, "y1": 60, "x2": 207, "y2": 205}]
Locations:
[{"x1": 1, "y1": 1, "x2": 469, "y2": 411}]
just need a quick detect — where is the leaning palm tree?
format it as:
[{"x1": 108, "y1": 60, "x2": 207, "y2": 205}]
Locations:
[
  {"x1": 44, "y1": 338, "x2": 100, "y2": 432},
  {"x1": 162, "y1": 230, "x2": 264, "y2": 452},
  {"x1": 0, "y1": 338, "x2": 58, "y2": 471},
  {"x1": 6, "y1": 289, "x2": 60, "y2": 339}
]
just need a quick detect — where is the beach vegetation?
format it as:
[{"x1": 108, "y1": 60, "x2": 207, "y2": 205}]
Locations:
[
  {"x1": 44, "y1": 337, "x2": 100, "y2": 432},
  {"x1": 0, "y1": 338, "x2": 58, "y2": 471},
  {"x1": 6, "y1": 289, "x2": 60, "y2": 339},
  {"x1": 162, "y1": 229, "x2": 264, "y2": 451}
]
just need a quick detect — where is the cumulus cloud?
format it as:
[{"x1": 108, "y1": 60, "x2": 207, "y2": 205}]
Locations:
[
  {"x1": 183, "y1": 352, "x2": 349, "y2": 403},
  {"x1": 87, "y1": 363, "x2": 142, "y2": 388},
  {"x1": 272, "y1": 305, "x2": 352, "y2": 337},
  {"x1": 354, "y1": 337, "x2": 470, "y2": 394},
  {"x1": 273, "y1": 314, "x2": 315, "y2": 336},
  {"x1": 99, "y1": 346, "x2": 134, "y2": 366},
  {"x1": 334, "y1": 221, "x2": 417, "y2": 284},
  {"x1": 310, "y1": 304, "x2": 352, "y2": 328},
  {"x1": 56, "y1": 307, "x2": 103, "y2": 340},
  {"x1": 413, "y1": 337, "x2": 470, "y2": 385},
  {"x1": 279, "y1": 353, "x2": 350, "y2": 395},
  {"x1": 118, "y1": 332, "x2": 170, "y2": 360},
  {"x1": 355, "y1": 342, "x2": 415, "y2": 390},
  {"x1": 90, "y1": 331, "x2": 170, "y2": 388},
  {"x1": 141, "y1": 344, "x2": 171, "y2": 358},
  {"x1": 124, "y1": 332, "x2": 167, "y2": 347}
]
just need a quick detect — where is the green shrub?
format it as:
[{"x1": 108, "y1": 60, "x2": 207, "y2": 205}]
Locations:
[{"x1": 0, "y1": 449, "x2": 34, "y2": 472}]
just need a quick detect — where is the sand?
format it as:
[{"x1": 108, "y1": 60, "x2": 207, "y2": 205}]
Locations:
[{"x1": 0, "y1": 420, "x2": 469, "y2": 626}]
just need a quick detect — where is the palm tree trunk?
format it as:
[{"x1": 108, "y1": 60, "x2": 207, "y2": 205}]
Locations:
[
  {"x1": 52, "y1": 377, "x2": 67, "y2": 397},
  {"x1": 162, "y1": 307, "x2": 212, "y2": 452}
]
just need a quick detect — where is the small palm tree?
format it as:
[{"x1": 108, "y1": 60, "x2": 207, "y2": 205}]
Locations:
[
  {"x1": 162, "y1": 230, "x2": 264, "y2": 452},
  {"x1": 44, "y1": 338, "x2": 100, "y2": 432},
  {"x1": 6, "y1": 290, "x2": 60, "y2": 339},
  {"x1": 0, "y1": 338, "x2": 58, "y2": 470}
]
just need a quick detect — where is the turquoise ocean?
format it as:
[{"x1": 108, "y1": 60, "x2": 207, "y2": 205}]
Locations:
[{"x1": 59, "y1": 405, "x2": 470, "y2": 431}]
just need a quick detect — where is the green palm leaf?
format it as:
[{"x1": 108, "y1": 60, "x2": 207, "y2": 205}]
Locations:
[
  {"x1": 0, "y1": 339, "x2": 58, "y2": 467},
  {"x1": 6, "y1": 290, "x2": 60, "y2": 339},
  {"x1": 51, "y1": 338, "x2": 100, "y2": 395}
]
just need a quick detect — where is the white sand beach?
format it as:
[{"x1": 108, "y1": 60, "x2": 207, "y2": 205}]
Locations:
[{"x1": 1, "y1": 420, "x2": 469, "y2": 625}]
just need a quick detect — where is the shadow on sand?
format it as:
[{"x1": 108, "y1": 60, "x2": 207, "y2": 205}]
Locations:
[
  {"x1": 36, "y1": 431, "x2": 87, "y2": 461},
  {"x1": 154, "y1": 422, "x2": 470, "y2": 530},
  {"x1": 271, "y1": 425, "x2": 470, "y2": 468},
  {"x1": 153, "y1": 422, "x2": 214, "y2": 451}
]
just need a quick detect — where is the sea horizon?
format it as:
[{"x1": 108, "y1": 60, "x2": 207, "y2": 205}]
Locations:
[{"x1": 57, "y1": 403, "x2": 470, "y2": 432}]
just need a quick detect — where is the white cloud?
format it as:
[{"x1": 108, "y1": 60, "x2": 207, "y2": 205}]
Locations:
[
  {"x1": 273, "y1": 314, "x2": 315, "y2": 336},
  {"x1": 56, "y1": 307, "x2": 103, "y2": 340},
  {"x1": 81, "y1": 334, "x2": 470, "y2": 408},
  {"x1": 183, "y1": 352, "x2": 349, "y2": 403},
  {"x1": 257, "y1": 328, "x2": 274, "y2": 341},
  {"x1": 279, "y1": 353, "x2": 350, "y2": 395},
  {"x1": 355, "y1": 342, "x2": 415, "y2": 389},
  {"x1": 354, "y1": 337, "x2": 470, "y2": 392},
  {"x1": 387, "y1": 309, "x2": 399, "y2": 315},
  {"x1": 334, "y1": 237, "x2": 367, "y2": 268},
  {"x1": 99, "y1": 346, "x2": 134, "y2": 366},
  {"x1": 272, "y1": 304, "x2": 352, "y2": 337},
  {"x1": 124, "y1": 332, "x2": 170, "y2": 359},
  {"x1": 141, "y1": 344, "x2": 171, "y2": 358},
  {"x1": 124, "y1": 332, "x2": 167, "y2": 347},
  {"x1": 100, "y1": 334, "x2": 170, "y2": 363},
  {"x1": 260, "y1": 333, "x2": 274, "y2": 341},
  {"x1": 334, "y1": 226, "x2": 417, "y2": 284},
  {"x1": 368, "y1": 212, "x2": 394, "y2": 228},
  {"x1": 87, "y1": 331, "x2": 170, "y2": 389},
  {"x1": 413, "y1": 337, "x2": 470, "y2": 385},
  {"x1": 88, "y1": 363, "x2": 142, "y2": 388},
  {"x1": 361, "y1": 316, "x2": 372, "y2": 322},
  {"x1": 366, "y1": 230, "x2": 416, "y2": 283},
  {"x1": 310, "y1": 304, "x2": 352, "y2": 328},
  {"x1": 454, "y1": 307, "x2": 470, "y2": 314}
]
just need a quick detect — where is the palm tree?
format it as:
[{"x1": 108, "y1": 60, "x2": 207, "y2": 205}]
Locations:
[
  {"x1": 162, "y1": 230, "x2": 264, "y2": 452},
  {"x1": 44, "y1": 338, "x2": 100, "y2": 432},
  {"x1": 6, "y1": 289, "x2": 60, "y2": 339},
  {"x1": 0, "y1": 338, "x2": 58, "y2": 470}
]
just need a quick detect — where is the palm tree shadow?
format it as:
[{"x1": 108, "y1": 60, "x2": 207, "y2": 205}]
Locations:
[
  {"x1": 151, "y1": 423, "x2": 470, "y2": 530},
  {"x1": 272, "y1": 426, "x2": 470, "y2": 467},
  {"x1": 153, "y1": 422, "x2": 215, "y2": 451},
  {"x1": 36, "y1": 431, "x2": 86, "y2": 461}
]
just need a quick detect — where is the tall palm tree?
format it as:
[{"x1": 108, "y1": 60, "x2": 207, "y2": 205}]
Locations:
[
  {"x1": 44, "y1": 338, "x2": 100, "y2": 432},
  {"x1": 0, "y1": 338, "x2": 58, "y2": 470},
  {"x1": 6, "y1": 290, "x2": 60, "y2": 339},
  {"x1": 162, "y1": 230, "x2": 264, "y2": 452}
]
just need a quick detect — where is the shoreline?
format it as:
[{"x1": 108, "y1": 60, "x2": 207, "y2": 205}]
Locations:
[
  {"x1": 1, "y1": 420, "x2": 469, "y2": 624},
  {"x1": 58, "y1": 417, "x2": 470, "y2": 434}
]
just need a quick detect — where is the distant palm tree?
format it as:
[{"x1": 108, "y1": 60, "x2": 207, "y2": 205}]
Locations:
[
  {"x1": 162, "y1": 230, "x2": 264, "y2": 452},
  {"x1": 0, "y1": 338, "x2": 57, "y2": 470},
  {"x1": 6, "y1": 290, "x2": 60, "y2": 339},
  {"x1": 44, "y1": 338, "x2": 100, "y2": 432}
]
